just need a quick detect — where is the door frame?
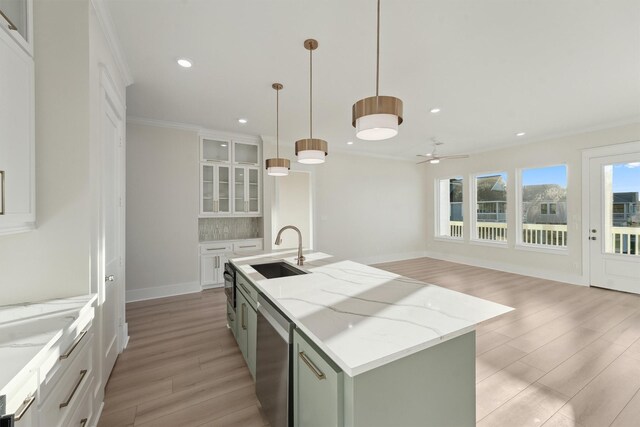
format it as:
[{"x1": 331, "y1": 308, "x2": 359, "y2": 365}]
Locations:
[
  {"x1": 581, "y1": 140, "x2": 640, "y2": 286},
  {"x1": 98, "y1": 65, "x2": 128, "y2": 350}
]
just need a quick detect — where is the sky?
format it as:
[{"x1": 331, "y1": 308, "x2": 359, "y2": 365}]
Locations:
[
  {"x1": 613, "y1": 162, "x2": 640, "y2": 193},
  {"x1": 522, "y1": 165, "x2": 567, "y2": 187}
]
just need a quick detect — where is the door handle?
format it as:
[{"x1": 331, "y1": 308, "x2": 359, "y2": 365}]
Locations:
[
  {"x1": 105, "y1": 275, "x2": 115, "y2": 282},
  {"x1": 299, "y1": 351, "x2": 326, "y2": 380}
]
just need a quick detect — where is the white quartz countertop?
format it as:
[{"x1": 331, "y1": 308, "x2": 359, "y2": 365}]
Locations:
[
  {"x1": 231, "y1": 251, "x2": 512, "y2": 377},
  {"x1": 0, "y1": 295, "x2": 97, "y2": 400}
]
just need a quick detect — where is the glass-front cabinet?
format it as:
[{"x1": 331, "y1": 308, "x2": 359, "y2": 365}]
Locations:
[
  {"x1": 0, "y1": 0, "x2": 32, "y2": 55},
  {"x1": 234, "y1": 166, "x2": 261, "y2": 215},
  {"x1": 201, "y1": 164, "x2": 231, "y2": 215},
  {"x1": 199, "y1": 135, "x2": 261, "y2": 217}
]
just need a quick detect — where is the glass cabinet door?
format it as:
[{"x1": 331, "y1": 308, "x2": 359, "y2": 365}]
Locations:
[
  {"x1": 0, "y1": 0, "x2": 29, "y2": 47},
  {"x1": 234, "y1": 142, "x2": 259, "y2": 165},
  {"x1": 248, "y1": 167, "x2": 260, "y2": 213},
  {"x1": 217, "y1": 166, "x2": 230, "y2": 213},
  {"x1": 202, "y1": 138, "x2": 230, "y2": 163},
  {"x1": 234, "y1": 167, "x2": 246, "y2": 213},
  {"x1": 201, "y1": 164, "x2": 214, "y2": 214}
]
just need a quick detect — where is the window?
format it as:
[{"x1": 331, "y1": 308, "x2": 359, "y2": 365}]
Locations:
[
  {"x1": 436, "y1": 177, "x2": 463, "y2": 239},
  {"x1": 473, "y1": 172, "x2": 508, "y2": 242},
  {"x1": 520, "y1": 165, "x2": 567, "y2": 248}
]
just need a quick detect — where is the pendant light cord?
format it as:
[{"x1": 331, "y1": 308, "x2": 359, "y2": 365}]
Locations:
[
  {"x1": 376, "y1": 0, "x2": 380, "y2": 96},
  {"x1": 276, "y1": 87, "x2": 280, "y2": 158},
  {"x1": 310, "y1": 47, "x2": 313, "y2": 139}
]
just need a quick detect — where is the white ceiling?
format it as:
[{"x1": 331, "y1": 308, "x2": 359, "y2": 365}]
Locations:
[{"x1": 106, "y1": 0, "x2": 640, "y2": 160}]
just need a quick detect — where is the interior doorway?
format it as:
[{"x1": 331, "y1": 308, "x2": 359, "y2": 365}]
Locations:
[
  {"x1": 584, "y1": 143, "x2": 640, "y2": 294},
  {"x1": 273, "y1": 171, "x2": 313, "y2": 251}
]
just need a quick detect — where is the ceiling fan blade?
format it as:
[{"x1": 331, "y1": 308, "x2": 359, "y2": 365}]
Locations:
[
  {"x1": 438, "y1": 155, "x2": 469, "y2": 160},
  {"x1": 416, "y1": 154, "x2": 432, "y2": 158},
  {"x1": 416, "y1": 159, "x2": 432, "y2": 164}
]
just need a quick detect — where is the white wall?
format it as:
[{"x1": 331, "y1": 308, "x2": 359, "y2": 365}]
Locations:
[
  {"x1": 274, "y1": 171, "x2": 312, "y2": 250},
  {"x1": 125, "y1": 123, "x2": 199, "y2": 301},
  {"x1": 422, "y1": 123, "x2": 640, "y2": 284},
  {"x1": 263, "y1": 139, "x2": 429, "y2": 264}
]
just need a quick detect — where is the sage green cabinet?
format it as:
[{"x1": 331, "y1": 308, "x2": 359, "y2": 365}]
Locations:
[
  {"x1": 235, "y1": 285, "x2": 257, "y2": 380},
  {"x1": 293, "y1": 329, "x2": 343, "y2": 427}
]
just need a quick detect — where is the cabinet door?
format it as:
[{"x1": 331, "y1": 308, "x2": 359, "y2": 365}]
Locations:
[
  {"x1": 234, "y1": 167, "x2": 247, "y2": 214},
  {"x1": 247, "y1": 167, "x2": 260, "y2": 214},
  {"x1": 216, "y1": 253, "x2": 228, "y2": 285},
  {"x1": 233, "y1": 141, "x2": 259, "y2": 166},
  {"x1": 247, "y1": 304, "x2": 257, "y2": 380},
  {"x1": 216, "y1": 165, "x2": 231, "y2": 214},
  {"x1": 201, "y1": 138, "x2": 230, "y2": 163},
  {"x1": 200, "y1": 254, "x2": 216, "y2": 287},
  {"x1": 236, "y1": 290, "x2": 249, "y2": 361},
  {"x1": 0, "y1": 28, "x2": 34, "y2": 232},
  {"x1": 200, "y1": 163, "x2": 214, "y2": 215},
  {"x1": 294, "y1": 330, "x2": 343, "y2": 427}
]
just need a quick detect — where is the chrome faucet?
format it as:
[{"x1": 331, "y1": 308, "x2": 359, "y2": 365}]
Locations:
[{"x1": 274, "y1": 225, "x2": 305, "y2": 266}]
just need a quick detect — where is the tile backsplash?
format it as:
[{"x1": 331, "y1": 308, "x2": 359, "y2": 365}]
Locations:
[{"x1": 199, "y1": 217, "x2": 263, "y2": 242}]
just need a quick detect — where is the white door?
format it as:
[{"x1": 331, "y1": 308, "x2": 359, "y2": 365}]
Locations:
[
  {"x1": 101, "y1": 91, "x2": 124, "y2": 381},
  {"x1": 588, "y1": 154, "x2": 640, "y2": 294}
]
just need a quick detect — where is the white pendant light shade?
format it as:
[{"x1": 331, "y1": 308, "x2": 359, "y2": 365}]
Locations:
[
  {"x1": 355, "y1": 113, "x2": 399, "y2": 141},
  {"x1": 297, "y1": 150, "x2": 326, "y2": 164},
  {"x1": 267, "y1": 166, "x2": 289, "y2": 176}
]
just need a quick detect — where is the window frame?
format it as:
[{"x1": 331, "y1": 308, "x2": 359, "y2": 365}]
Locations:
[
  {"x1": 470, "y1": 171, "x2": 509, "y2": 246},
  {"x1": 434, "y1": 175, "x2": 465, "y2": 242},
  {"x1": 515, "y1": 163, "x2": 569, "y2": 253}
]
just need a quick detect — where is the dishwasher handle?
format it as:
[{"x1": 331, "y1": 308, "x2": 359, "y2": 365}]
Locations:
[{"x1": 257, "y1": 296, "x2": 293, "y2": 343}]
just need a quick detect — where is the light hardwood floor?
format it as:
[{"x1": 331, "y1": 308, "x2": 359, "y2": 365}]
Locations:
[{"x1": 99, "y1": 257, "x2": 640, "y2": 427}]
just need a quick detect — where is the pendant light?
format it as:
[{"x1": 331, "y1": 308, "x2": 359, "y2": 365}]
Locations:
[
  {"x1": 352, "y1": 0, "x2": 403, "y2": 141},
  {"x1": 295, "y1": 39, "x2": 328, "y2": 164},
  {"x1": 265, "y1": 83, "x2": 290, "y2": 176}
]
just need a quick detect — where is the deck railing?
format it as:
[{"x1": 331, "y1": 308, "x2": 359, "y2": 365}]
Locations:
[{"x1": 448, "y1": 221, "x2": 639, "y2": 255}]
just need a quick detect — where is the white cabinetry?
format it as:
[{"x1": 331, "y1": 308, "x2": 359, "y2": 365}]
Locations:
[
  {"x1": 199, "y1": 239, "x2": 263, "y2": 288},
  {"x1": 0, "y1": 0, "x2": 33, "y2": 56},
  {"x1": 0, "y1": 14, "x2": 34, "y2": 235},
  {"x1": 199, "y1": 134, "x2": 261, "y2": 217}
]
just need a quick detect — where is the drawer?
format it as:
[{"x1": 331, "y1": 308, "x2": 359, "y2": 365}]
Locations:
[
  {"x1": 233, "y1": 240, "x2": 263, "y2": 253},
  {"x1": 39, "y1": 324, "x2": 93, "y2": 404},
  {"x1": 200, "y1": 243, "x2": 232, "y2": 254},
  {"x1": 64, "y1": 376, "x2": 93, "y2": 427},
  {"x1": 236, "y1": 273, "x2": 258, "y2": 305},
  {"x1": 39, "y1": 335, "x2": 93, "y2": 427}
]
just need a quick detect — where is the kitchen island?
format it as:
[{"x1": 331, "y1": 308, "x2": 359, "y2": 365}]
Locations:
[{"x1": 230, "y1": 251, "x2": 512, "y2": 427}]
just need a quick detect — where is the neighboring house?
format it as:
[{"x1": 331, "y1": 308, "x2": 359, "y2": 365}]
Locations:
[
  {"x1": 522, "y1": 184, "x2": 568, "y2": 225},
  {"x1": 613, "y1": 192, "x2": 639, "y2": 226},
  {"x1": 476, "y1": 175, "x2": 507, "y2": 222}
]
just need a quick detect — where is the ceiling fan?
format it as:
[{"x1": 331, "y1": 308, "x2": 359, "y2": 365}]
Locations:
[{"x1": 416, "y1": 139, "x2": 469, "y2": 164}]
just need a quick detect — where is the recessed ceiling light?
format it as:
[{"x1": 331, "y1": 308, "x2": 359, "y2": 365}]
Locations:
[
  {"x1": 221, "y1": 144, "x2": 227, "y2": 147},
  {"x1": 177, "y1": 58, "x2": 192, "y2": 68},
  {"x1": 238, "y1": 118, "x2": 248, "y2": 124},
  {"x1": 516, "y1": 132, "x2": 526, "y2": 137},
  {"x1": 430, "y1": 159, "x2": 440, "y2": 164},
  {"x1": 347, "y1": 141, "x2": 354, "y2": 145},
  {"x1": 430, "y1": 108, "x2": 441, "y2": 113}
]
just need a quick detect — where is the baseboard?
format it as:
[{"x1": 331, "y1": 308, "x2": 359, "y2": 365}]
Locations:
[
  {"x1": 125, "y1": 281, "x2": 201, "y2": 303},
  {"x1": 202, "y1": 283, "x2": 224, "y2": 290},
  {"x1": 357, "y1": 251, "x2": 430, "y2": 266},
  {"x1": 422, "y1": 251, "x2": 588, "y2": 286}
]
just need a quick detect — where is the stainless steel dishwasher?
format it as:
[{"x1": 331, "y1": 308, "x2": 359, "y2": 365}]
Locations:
[{"x1": 256, "y1": 295, "x2": 294, "y2": 427}]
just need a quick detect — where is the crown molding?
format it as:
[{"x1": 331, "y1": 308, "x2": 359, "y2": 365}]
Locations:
[
  {"x1": 127, "y1": 116, "x2": 262, "y2": 143},
  {"x1": 91, "y1": 0, "x2": 134, "y2": 86}
]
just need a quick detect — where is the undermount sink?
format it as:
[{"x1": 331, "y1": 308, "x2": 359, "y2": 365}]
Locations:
[{"x1": 251, "y1": 262, "x2": 307, "y2": 279}]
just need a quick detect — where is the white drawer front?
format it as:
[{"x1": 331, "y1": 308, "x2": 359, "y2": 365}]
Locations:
[
  {"x1": 233, "y1": 240, "x2": 263, "y2": 253},
  {"x1": 200, "y1": 243, "x2": 233, "y2": 254},
  {"x1": 7, "y1": 372, "x2": 37, "y2": 427},
  {"x1": 65, "y1": 376, "x2": 93, "y2": 427},
  {"x1": 39, "y1": 324, "x2": 93, "y2": 404},
  {"x1": 39, "y1": 335, "x2": 93, "y2": 427}
]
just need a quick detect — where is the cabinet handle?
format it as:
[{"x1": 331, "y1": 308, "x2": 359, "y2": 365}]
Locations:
[
  {"x1": 60, "y1": 330, "x2": 88, "y2": 360},
  {"x1": 80, "y1": 418, "x2": 88, "y2": 427},
  {"x1": 239, "y1": 245, "x2": 256, "y2": 249},
  {"x1": 238, "y1": 281, "x2": 250, "y2": 295},
  {"x1": 14, "y1": 394, "x2": 35, "y2": 421},
  {"x1": 299, "y1": 351, "x2": 326, "y2": 380},
  {"x1": 0, "y1": 10, "x2": 17, "y2": 31},
  {"x1": 236, "y1": 161, "x2": 255, "y2": 165},
  {"x1": 60, "y1": 369, "x2": 87, "y2": 408},
  {"x1": 207, "y1": 247, "x2": 226, "y2": 251},
  {"x1": 241, "y1": 303, "x2": 247, "y2": 330},
  {"x1": 0, "y1": 171, "x2": 4, "y2": 215}
]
